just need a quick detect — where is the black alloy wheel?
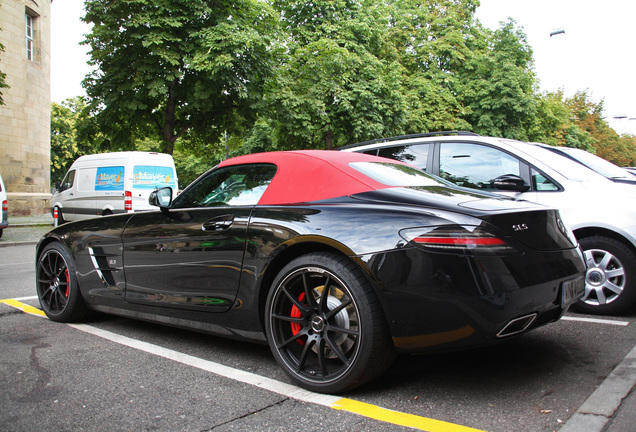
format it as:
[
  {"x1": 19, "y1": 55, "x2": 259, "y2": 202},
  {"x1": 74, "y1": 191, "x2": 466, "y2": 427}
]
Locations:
[
  {"x1": 265, "y1": 252, "x2": 394, "y2": 393},
  {"x1": 572, "y1": 235, "x2": 636, "y2": 315},
  {"x1": 36, "y1": 242, "x2": 88, "y2": 322}
]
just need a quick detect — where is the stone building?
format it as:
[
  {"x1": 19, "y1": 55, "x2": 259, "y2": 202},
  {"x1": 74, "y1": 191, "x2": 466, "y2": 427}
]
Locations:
[{"x1": 0, "y1": 0, "x2": 52, "y2": 216}]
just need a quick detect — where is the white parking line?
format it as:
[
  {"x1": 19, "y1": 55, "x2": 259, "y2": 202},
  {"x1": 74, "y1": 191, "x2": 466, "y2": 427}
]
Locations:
[
  {"x1": 12, "y1": 295, "x2": 38, "y2": 301},
  {"x1": 4, "y1": 298, "x2": 633, "y2": 431},
  {"x1": 562, "y1": 316, "x2": 630, "y2": 326},
  {"x1": 68, "y1": 323, "x2": 484, "y2": 432}
]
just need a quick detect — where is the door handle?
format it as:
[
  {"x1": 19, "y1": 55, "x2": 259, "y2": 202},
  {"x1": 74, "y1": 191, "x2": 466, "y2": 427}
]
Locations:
[{"x1": 201, "y1": 214, "x2": 234, "y2": 232}]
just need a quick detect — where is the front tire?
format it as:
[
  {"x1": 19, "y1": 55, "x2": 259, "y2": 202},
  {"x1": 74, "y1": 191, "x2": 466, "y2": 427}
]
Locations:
[
  {"x1": 36, "y1": 242, "x2": 88, "y2": 322},
  {"x1": 265, "y1": 252, "x2": 394, "y2": 393},
  {"x1": 572, "y1": 236, "x2": 636, "y2": 315}
]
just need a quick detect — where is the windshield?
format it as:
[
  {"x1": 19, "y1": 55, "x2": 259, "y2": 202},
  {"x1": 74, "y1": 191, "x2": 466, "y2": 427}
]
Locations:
[
  {"x1": 552, "y1": 147, "x2": 632, "y2": 179},
  {"x1": 499, "y1": 140, "x2": 610, "y2": 182}
]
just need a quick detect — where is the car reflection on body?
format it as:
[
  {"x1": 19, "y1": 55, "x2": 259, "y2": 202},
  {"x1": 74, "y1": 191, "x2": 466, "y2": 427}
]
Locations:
[{"x1": 36, "y1": 150, "x2": 585, "y2": 393}]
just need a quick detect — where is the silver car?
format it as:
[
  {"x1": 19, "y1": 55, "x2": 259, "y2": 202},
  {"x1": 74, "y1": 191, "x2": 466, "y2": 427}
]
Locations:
[{"x1": 343, "y1": 132, "x2": 636, "y2": 315}]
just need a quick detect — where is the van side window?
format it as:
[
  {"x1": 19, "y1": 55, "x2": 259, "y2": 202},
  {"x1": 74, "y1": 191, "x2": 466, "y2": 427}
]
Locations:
[
  {"x1": 60, "y1": 170, "x2": 76, "y2": 192},
  {"x1": 378, "y1": 144, "x2": 431, "y2": 171}
]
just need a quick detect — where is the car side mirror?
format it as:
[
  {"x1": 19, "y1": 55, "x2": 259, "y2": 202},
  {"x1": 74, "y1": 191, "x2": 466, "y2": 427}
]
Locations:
[
  {"x1": 493, "y1": 174, "x2": 530, "y2": 192},
  {"x1": 149, "y1": 187, "x2": 173, "y2": 208}
]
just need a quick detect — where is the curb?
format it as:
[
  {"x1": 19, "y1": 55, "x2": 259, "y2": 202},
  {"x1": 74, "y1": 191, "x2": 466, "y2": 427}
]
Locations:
[
  {"x1": 559, "y1": 343, "x2": 636, "y2": 432},
  {"x1": 0, "y1": 240, "x2": 39, "y2": 248}
]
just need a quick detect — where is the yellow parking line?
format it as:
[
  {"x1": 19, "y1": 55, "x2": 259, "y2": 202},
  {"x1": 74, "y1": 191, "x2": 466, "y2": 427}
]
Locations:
[
  {"x1": 4, "y1": 299, "x2": 485, "y2": 432},
  {"x1": 0, "y1": 298, "x2": 46, "y2": 317},
  {"x1": 332, "y1": 398, "x2": 485, "y2": 432}
]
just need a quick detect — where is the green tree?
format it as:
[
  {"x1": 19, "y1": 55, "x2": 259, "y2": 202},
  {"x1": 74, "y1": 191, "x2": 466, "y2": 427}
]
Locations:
[
  {"x1": 268, "y1": 0, "x2": 411, "y2": 149},
  {"x1": 82, "y1": 0, "x2": 278, "y2": 155},
  {"x1": 50, "y1": 97, "x2": 93, "y2": 185},
  {"x1": 458, "y1": 19, "x2": 538, "y2": 139},
  {"x1": 386, "y1": 0, "x2": 479, "y2": 133}
]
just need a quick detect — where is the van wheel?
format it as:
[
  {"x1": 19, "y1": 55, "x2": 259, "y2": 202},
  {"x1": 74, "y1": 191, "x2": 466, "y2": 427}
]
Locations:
[
  {"x1": 102, "y1": 210, "x2": 113, "y2": 216},
  {"x1": 572, "y1": 236, "x2": 636, "y2": 315}
]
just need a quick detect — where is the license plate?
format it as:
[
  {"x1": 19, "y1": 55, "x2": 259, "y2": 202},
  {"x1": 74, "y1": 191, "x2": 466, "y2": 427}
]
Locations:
[{"x1": 561, "y1": 276, "x2": 585, "y2": 307}]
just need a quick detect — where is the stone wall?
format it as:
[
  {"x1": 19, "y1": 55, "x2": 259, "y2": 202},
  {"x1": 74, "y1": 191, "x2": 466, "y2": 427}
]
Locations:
[{"x1": 0, "y1": 0, "x2": 52, "y2": 216}]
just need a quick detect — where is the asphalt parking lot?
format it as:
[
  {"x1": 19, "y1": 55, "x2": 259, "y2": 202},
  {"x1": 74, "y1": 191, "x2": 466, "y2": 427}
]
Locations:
[{"x1": 1, "y1": 217, "x2": 636, "y2": 432}]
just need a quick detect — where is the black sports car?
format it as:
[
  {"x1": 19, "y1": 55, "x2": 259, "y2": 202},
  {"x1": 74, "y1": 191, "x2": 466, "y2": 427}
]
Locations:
[{"x1": 36, "y1": 150, "x2": 586, "y2": 393}]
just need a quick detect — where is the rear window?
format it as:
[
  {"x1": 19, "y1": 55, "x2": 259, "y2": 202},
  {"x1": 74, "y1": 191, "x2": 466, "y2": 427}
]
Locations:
[{"x1": 349, "y1": 162, "x2": 444, "y2": 187}]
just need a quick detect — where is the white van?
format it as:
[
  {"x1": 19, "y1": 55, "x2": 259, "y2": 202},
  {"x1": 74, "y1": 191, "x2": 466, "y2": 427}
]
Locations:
[{"x1": 51, "y1": 152, "x2": 178, "y2": 222}]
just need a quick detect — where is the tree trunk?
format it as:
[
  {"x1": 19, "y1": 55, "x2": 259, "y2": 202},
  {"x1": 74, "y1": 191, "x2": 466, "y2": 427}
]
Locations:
[{"x1": 324, "y1": 129, "x2": 333, "y2": 150}]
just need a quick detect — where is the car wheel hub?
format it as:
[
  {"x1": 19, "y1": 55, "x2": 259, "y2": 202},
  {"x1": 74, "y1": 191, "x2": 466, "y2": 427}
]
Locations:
[
  {"x1": 311, "y1": 315, "x2": 325, "y2": 333},
  {"x1": 582, "y1": 248, "x2": 625, "y2": 306},
  {"x1": 586, "y1": 268, "x2": 606, "y2": 286}
]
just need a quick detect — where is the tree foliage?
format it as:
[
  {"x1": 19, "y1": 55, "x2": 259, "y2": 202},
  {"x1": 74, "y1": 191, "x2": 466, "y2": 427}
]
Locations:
[
  {"x1": 50, "y1": 97, "x2": 93, "y2": 185},
  {"x1": 82, "y1": 0, "x2": 278, "y2": 155},
  {"x1": 458, "y1": 19, "x2": 538, "y2": 139},
  {"x1": 266, "y1": 0, "x2": 409, "y2": 149},
  {"x1": 58, "y1": 0, "x2": 634, "y2": 180}
]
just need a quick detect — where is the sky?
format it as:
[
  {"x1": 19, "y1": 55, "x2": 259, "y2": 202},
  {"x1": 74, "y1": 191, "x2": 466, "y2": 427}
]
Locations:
[{"x1": 50, "y1": 0, "x2": 636, "y2": 135}]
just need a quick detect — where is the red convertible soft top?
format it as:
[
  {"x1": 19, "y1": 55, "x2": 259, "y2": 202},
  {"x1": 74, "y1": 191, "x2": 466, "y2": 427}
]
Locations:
[{"x1": 218, "y1": 150, "x2": 407, "y2": 205}]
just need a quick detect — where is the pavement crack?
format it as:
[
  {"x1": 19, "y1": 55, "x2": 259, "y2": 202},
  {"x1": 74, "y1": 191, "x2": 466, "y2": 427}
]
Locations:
[
  {"x1": 15, "y1": 338, "x2": 59, "y2": 403},
  {"x1": 202, "y1": 397, "x2": 290, "y2": 431}
]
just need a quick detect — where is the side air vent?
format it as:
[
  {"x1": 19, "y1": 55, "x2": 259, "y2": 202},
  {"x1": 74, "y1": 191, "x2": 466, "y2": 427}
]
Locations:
[{"x1": 88, "y1": 246, "x2": 119, "y2": 286}]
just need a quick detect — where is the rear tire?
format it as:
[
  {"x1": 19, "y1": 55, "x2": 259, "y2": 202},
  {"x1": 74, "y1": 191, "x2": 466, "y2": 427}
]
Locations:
[
  {"x1": 36, "y1": 242, "x2": 88, "y2": 322},
  {"x1": 572, "y1": 236, "x2": 636, "y2": 315},
  {"x1": 265, "y1": 252, "x2": 395, "y2": 393}
]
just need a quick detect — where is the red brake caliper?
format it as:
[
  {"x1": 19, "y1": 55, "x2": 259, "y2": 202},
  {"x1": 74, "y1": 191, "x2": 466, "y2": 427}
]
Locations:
[
  {"x1": 290, "y1": 292, "x2": 306, "y2": 345},
  {"x1": 64, "y1": 269, "x2": 70, "y2": 298}
]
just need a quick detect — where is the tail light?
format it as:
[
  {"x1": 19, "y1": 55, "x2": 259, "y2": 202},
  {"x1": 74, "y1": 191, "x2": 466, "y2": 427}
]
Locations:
[
  {"x1": 400, "y1": 225, "x2": 518, "y2": 255},
  {"x1": 124, "y1": 191, "x2": 132, "y2": 211},
  {"x1": 2, "y1": 200, "x2": 6, "y2": 211}
]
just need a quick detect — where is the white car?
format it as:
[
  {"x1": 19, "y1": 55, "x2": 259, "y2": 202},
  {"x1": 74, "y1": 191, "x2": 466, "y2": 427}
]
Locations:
[
  {"x1": 343, "y1": 132, "x2": 636, "y2": 315},
  {"x1": 0, "y1": 173, "x2": 8, "y2": 238},
  {"x1": 540, "y1": 145, "x2": 636, "y2": 185}
]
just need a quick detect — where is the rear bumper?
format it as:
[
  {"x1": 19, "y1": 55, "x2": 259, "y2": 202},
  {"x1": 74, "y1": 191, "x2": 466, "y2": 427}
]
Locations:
[{"x1": 359, "y1": 246, "x2": 586, "y2": 352}]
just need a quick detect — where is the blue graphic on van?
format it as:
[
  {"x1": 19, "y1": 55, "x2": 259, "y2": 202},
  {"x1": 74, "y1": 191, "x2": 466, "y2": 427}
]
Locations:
[
  {"x1": 95, "y1": 166, "x2": 125, "y2": 191},
  {"x1": 133, "y1": 166, "x2": 176, "y2": 189}
]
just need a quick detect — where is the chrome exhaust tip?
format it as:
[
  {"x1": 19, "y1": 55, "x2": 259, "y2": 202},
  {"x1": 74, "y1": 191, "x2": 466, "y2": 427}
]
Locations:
[{"x1": 497, "y1": 313, "x2": 537, "y2": 338}]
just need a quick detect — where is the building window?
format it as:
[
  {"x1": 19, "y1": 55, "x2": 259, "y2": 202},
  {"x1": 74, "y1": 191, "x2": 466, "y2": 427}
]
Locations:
[{"x1": 26, "y1": 14, "x2": 34, "y2": 61}]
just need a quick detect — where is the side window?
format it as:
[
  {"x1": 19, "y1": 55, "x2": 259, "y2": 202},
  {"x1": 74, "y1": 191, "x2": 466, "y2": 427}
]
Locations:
[
  {"x1": 173, "y1": 164, "x2": 277, "y2": 208},
  {"x1": 532, "y1": 168, "x2": 559, "y2": 191},
  {"x1": 60, "y1": 170, "x2": 76, "y2": 192},
  {"x1": 439, "y1": 143, "x2": 521, "y2": 190},
  {"x1": 378, "y1": 144, "x2": 431, "y2": 171}
]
